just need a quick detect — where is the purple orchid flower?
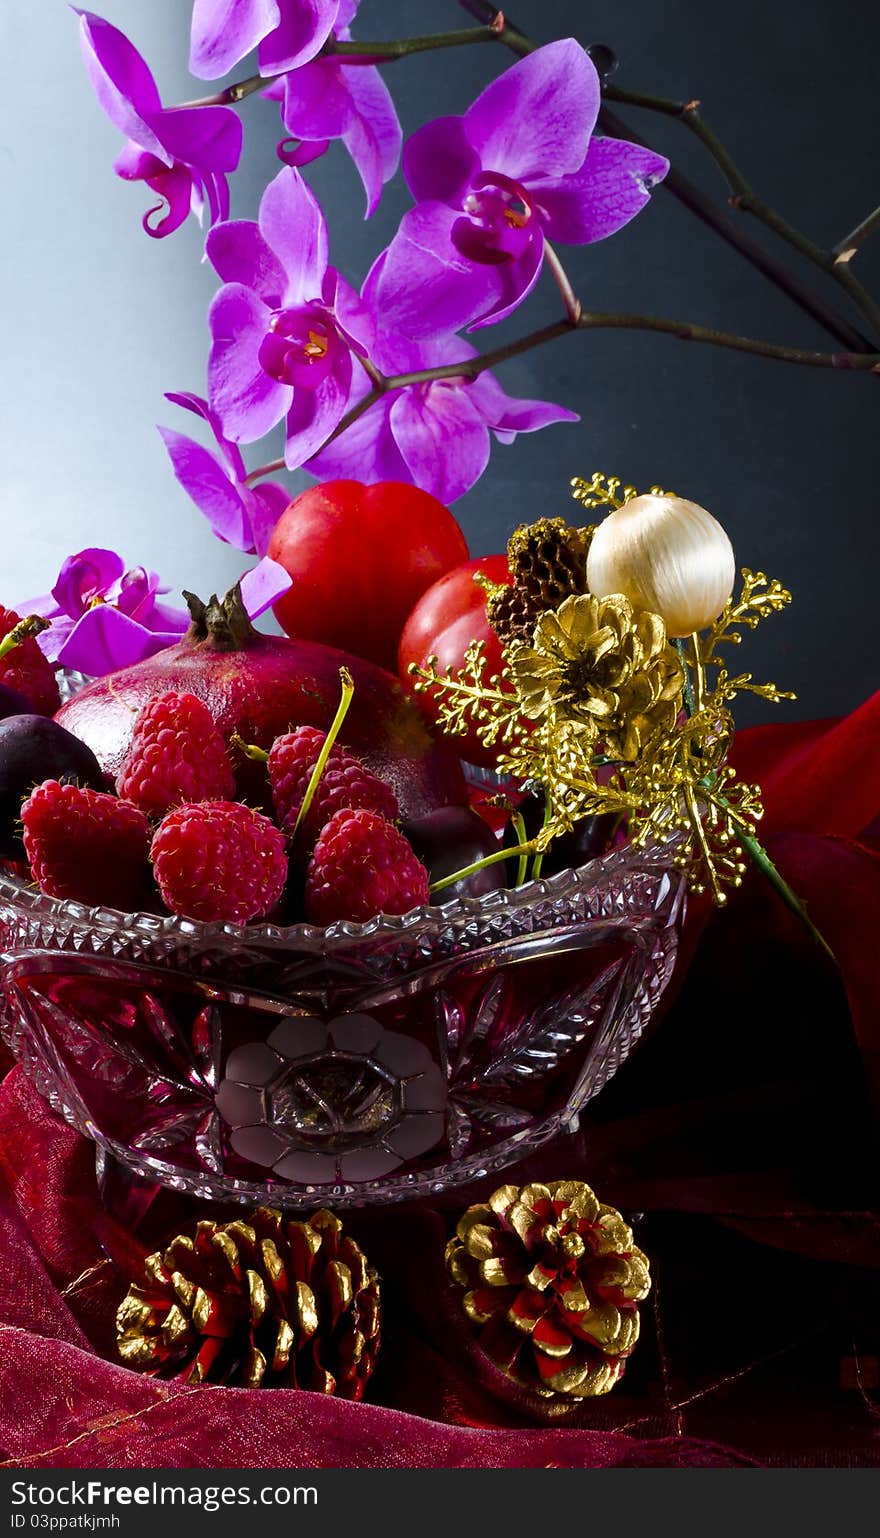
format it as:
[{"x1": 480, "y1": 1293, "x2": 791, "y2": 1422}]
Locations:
[
  {"x1": 159, "y1": 392, "x2": 290, "y2": 557},
  {"x1": 77, "y1": 10, "x2": 243, "y2": 237},
  {"x1": 206, "y1": 165, "x2": 372, "y2": 466},
  {"x1": 190, "y1": 0, "x2": 339, "y2": 80},
  {"x1": 262, "y1": 2, "x2": 401, "y2": 217},
  {"x1": 23, "y1": 548, "x2": 290, "y2": 677},
  {"x1": 376, "y1": 38, "x2": 669, "y2": 339},
  {"x1": 304, "y1": 257, "x2": 578, "y2": 503}
]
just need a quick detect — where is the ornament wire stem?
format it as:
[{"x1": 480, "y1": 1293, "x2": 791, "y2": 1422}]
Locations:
[{"x1": 429, "y1": 839, "x2": 535, "y2": 896}]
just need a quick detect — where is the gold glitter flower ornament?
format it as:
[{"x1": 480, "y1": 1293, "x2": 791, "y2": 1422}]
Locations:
[
  {"x1": 512, "y1": 591, "x2": 684, "y2": 760},
  {"x1": 410, "y1": 472, "x2": 820, "y2": 932},
  {"x1": 447, "y1": 1180, "x2": 650, "y2": 1401}
]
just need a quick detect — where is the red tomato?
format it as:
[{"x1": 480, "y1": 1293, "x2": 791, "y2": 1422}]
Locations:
[
  {"x1": 398, "y1": 554, "x2": 512, "y2": 768},
  {"x1": 268, "y1": 480, "x2": 469, "y2": 672}
]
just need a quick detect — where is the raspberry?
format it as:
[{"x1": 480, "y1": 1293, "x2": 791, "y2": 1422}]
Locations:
[
  {"x1": 118, "y1": 692, "x2": 234, "y2": 817},
  {"x1": 151, "y1": 800, "x2": 287, "y2": 924},
  {"x1": 268, "y1": 726, "x2": 398, "y2": 839},
  {"x1": 21, "y1": 781, "x2": 151, "y2": 909},
  {"x1": 305, "y1": 809, "x2": 430, "y2": 926},
  {"x1": 0, "y1": 608, "x2": 60, "y2": 717}
]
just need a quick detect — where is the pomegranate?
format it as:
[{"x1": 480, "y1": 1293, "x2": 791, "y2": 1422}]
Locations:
[{"x1": 57, "y1": 588, "x2": 466, "y2": 821}]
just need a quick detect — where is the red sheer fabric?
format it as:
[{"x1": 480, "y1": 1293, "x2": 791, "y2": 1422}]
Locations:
[{"x1": 0, "y1": 694, "x2": 877, "y2": 1468}]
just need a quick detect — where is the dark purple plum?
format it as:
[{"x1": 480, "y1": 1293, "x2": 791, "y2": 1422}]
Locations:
[
  {"x1": 503, "y1": 787, "x2": 617, "y2": 876},
  {"x1": 403, "y1": 805, "x2": 506, "y2": 902},
  {"x1": 0, "y1": 683, "x2": 34, "y2": 721},
  {"x1": 0, "y1": 715, "x2": 106, "y2": 859}
]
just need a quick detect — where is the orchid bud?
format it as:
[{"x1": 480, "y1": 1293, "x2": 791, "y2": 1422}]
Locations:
[{"x1": 586, "y1": 494, "x2": 735, "y2": 636}]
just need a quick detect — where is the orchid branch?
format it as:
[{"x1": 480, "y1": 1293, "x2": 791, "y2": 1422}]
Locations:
[
  {"x1": 243, "y1": 313, "x2": 878, "y2": 486},
  {"x1": 834, "y1": 205, "x2": 880, "y2": 265},
  {"x1": 603, "y1": 84, "x2": 880, "y2": 337},
  {"x1": 180, "y1": 24, "x2": 503, "y2": 106},
  {"x1": 458, "y1": 1, "x2": 879, "y2": 352}
]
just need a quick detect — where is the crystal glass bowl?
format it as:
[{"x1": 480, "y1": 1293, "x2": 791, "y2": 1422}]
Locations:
[{"x1": 0, "y1": 844, "x2": 684, "y2": 1206}]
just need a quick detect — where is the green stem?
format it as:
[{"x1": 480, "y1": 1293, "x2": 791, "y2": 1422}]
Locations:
[
  {"x1": 292, "y1": 668, "x2": 355, "y2": 840},
  {"x1": 510, "y1": 813, "x2": 529, "y2": 886},
  {"x1": 673, "y1": 639, "x2": 696, "y2": 716},
  {"x1": 230, "y1": 734, "x2": 269, "y2": 764},
  {"x1": 429, "y1": 839, "x2": 536, "y2": 897},
  {"x1": 737, "y1": 823, "x2": 836, "y2": 966},
  {"x1": 529, "y1": 791, "x2": 554, "y2": 880},
  {"x1": 0, "y1": 615, "x2": 49, "y2": 662}
]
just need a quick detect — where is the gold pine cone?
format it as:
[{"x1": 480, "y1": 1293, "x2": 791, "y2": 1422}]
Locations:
[
  {"x1": 487, "y1": 517, "x2": 591, "y2": 646},
  {"x1": 446, "y1": 1181, "x2": 650, "y2": 1401},
  {"x1": 511, "y1": 592, "x2": 684, "y2": 760},
  {"x1": 117, "y1": 1207, "x2": 380, "y2": 1397}
]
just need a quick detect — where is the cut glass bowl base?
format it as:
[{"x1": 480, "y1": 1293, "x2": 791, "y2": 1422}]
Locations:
[{"x1": 0, "y1": 843, "x2": 684, "y2": 1207}]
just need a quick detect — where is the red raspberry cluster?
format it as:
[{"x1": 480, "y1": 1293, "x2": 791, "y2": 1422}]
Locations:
[{"x1": 15, "y1": 690, "x2": 434, "y2": 928}]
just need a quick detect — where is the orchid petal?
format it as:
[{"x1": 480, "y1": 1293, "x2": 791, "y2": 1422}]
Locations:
[
  {"x1": 324, "y1": 268, "x2": 374, "y2": 354},
  {"x1": 403, "y1": 114, "x2": 478, "y2": 206},
  {"x1": 306, "y1": 394, "x2": 408, "y2": 484},
  {"x1": 239, "y1": 556, "x2": 293, "y2": 616},
  {"x1": 467, "y1": 225, "x2": 545, "y2": 331},
  {"x1": 275, "y1": 56, "x2": 356, "y2": 139},
  {"x1": 164, "y1": 391, "x2": 247, "y2": 481},
  {"x1": 158, "y1": 427, "x2": 255, "y2": 552},
  {"x1": 532, "y1": 137, "x2": 670, "y2": 244},
  {"x1": 153, "y1": 105, "x2": 243, "y2": 173},
  {"x1": 206, "y1": 220, "x2": 287, "y2": 305},
  {"x1": 464, "y1": 39, "x2": 599, "y2": 183},
  {"x1": 141, "y1": 162, "x2": 194, "y2": 238},
  {"x1": 75, "y1": 10, "x2": 168, "y2": 162},
  {"x1": 342, "y1": 63, "x2": 402, "y2": 215},
  {"x1": 258, "y1": 166, "x2": 328, "y2": 304},
  {"x1": 250, "y1": 482, "x2": 291, "y2": 556},
  {"x1": 276, "y1": 136, "x2": 330, "y2": 168},
  {"x1": 376, "y1": 203, "x2": 507, "y2": 340},
  {"x1": 190, "y1": 0, "x2": 279, "y2": 79},
  {"x1": 52, "y1": 549, "x2": 126, "y2": 619},
  {"x1": 55, "y1": 606, "x2": 185, "y2": 675},
  {"x1": 208, "y1": 283, "x2": 292, "y2": 442},
  {"x1": 390, "y1": 386, "x2": 490, "y2": 504},
  {"x1": 258, "y1": 0, "x2": 340, "y2": 74},
  {"x1": 468, "y1": 370, "x2": 580, "y2": 441},
  {"x1": 283, "y1": 349, "x2": 353, "y2": 467}
]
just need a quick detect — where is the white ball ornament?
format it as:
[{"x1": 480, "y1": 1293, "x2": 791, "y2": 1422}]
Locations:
[{"x1": 586, "y1": 494, "x2": 736, "y2": 637}]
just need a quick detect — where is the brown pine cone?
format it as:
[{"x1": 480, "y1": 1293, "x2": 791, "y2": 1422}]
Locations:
[
  {"x1": 446, "y1": 1181, "x2": 649, "y2": 1400},
  {"x1": 117, "y1": 1206, "x2": 380, "y2": 1397},
  {"x1": 488, "y1": 518, "x2": 591, "y2": 646}
]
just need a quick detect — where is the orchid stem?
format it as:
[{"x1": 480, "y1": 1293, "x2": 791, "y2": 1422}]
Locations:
[
  {"x1": 244, "y1": 458, "x2": 287, "y2": 485},
  {"x1": 326, "y1": 27, "x2": 503, "y2": 61},
  {"x1": 459, "y1": 2, "x2": 879, "y2": 352},
  {"x1": 544, "y1": 241, "x2": 582, "y2": 323},
  {"x1": 292, "y1": 667, "x2": 354, "y2": 840},
  {"x1": 0, "y1": 615, "x2": 49, "y2": 662},
  {"x1": 833, "y1": 205, "x2": 880, "y2": 265},
  {"x1": 300, "y1": 311, "x2": 879, "y2": 465},
  {"x1": 430, "y1": 839, "x2": 536, "y2": 897},
  {"x1": 178, "y1": 26, "x2": 502, "y2": 106}
]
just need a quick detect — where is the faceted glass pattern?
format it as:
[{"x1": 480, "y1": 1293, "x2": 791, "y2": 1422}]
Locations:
[{"x1": 0, "y1": 844, "x2": 685, "y2": 1206}]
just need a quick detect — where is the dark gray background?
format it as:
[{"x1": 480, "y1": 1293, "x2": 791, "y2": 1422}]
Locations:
[{"x1": 1, "y1": 0, "x2": 877, "y2": 721}]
